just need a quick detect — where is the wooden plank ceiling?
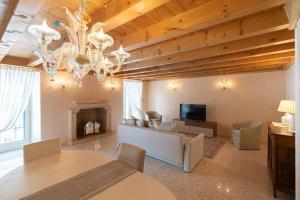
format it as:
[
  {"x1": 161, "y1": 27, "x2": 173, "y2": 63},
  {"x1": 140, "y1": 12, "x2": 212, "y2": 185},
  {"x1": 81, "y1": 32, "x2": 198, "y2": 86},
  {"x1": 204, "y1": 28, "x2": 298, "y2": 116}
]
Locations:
[{"x1": 0, "y1": 0, "x2": 295, "y2": 80}]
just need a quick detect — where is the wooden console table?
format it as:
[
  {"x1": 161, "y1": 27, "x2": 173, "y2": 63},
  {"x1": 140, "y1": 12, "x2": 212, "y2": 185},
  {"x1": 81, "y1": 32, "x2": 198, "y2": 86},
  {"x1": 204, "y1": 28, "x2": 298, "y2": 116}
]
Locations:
[
  {"x1": 174, "y1": 119, "x2": 217, "y2": 137},
  {"x1": 267, "y1": 122, "x2": 295, "y2": 197}
]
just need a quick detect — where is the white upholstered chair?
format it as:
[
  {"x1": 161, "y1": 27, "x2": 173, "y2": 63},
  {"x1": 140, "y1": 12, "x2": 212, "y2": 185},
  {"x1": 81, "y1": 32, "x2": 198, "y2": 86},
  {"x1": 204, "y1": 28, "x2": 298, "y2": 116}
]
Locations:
[
  {"x1": 23, "y1": 138, "x2": 61, "y2": 163},
  {"x1": 118, "y1": 143, "x2": 146, "y2": 172},
  {"x1": 144, "y1": 111, "x2": 162, "y2": 122},
  {"x1": 231, "y1": 121, "x2": 262, "y2": 150}
]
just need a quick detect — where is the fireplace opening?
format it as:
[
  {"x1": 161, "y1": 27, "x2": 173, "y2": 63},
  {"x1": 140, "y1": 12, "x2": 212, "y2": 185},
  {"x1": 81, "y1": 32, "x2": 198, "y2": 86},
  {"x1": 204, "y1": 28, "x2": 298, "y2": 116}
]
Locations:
[{"x1": 76, "y1": 108, "x2": 107, "y2": 139}]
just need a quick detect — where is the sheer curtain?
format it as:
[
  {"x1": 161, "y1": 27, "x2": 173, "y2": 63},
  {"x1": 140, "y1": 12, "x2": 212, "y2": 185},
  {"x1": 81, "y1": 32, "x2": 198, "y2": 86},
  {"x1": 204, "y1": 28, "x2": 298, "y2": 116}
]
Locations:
[
  {"x1": 123, "y1": 80, "x2": 143, "y2": 119},
  {"x1": 0, "y1": 66, "x2": 36, "y2": 132}
]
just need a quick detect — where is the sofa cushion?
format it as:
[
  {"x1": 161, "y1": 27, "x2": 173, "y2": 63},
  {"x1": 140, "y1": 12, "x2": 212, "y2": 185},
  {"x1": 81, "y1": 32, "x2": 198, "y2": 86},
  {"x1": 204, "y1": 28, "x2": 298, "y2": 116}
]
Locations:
[
  {"x1": 148, "y1": 120, "x2": 155, "y2": 128},
  {"x1": 153, "y1": 121, "x2": 177, "y2": 132},
  {"x1": 136, "y1": 119, "x2": 145, "y2": 127},
  {"x1": 123, "y1": 118, "x2": 136, "y2": 126}
]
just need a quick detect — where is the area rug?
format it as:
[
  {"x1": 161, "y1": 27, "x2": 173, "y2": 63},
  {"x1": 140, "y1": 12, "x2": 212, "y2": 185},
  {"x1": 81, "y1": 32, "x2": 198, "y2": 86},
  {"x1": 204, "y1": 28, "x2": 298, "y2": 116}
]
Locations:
[{"x1": 203, "y1": 137, "x2": 225, "y2": 159}]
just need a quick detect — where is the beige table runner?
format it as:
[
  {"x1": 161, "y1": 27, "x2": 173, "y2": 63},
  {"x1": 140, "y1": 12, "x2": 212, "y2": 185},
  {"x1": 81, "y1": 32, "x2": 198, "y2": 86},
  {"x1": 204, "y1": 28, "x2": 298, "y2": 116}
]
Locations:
[{"x1": 20, "y1": 160, "x2": 136, "y2": 200}]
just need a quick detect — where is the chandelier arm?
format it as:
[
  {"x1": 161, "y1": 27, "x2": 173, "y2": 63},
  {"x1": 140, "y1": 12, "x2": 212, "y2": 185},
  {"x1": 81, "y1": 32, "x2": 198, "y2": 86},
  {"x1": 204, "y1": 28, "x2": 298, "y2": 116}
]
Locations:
[
  {"x1": 78, "y1": 22, "x2": 87, "y2": 55},
  {"x1": 40, "y1": 44, "x2": 50, "y2": 60},
  {"x1": 63, "y1": 25, "x2": 79, "y2": 53},
  {"x1": 111, "y1": 64, "x2": 121, "y2": 74},
  {"x1": 28, "y1": 4, "x2": 131, "y2": 85}
]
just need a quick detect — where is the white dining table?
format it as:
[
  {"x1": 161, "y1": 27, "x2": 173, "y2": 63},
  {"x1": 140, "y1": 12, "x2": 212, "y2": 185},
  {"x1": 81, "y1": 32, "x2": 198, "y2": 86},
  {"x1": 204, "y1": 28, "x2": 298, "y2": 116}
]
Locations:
[{"x1": 0, "y1": 150, "x2": 177, "y2": 200}]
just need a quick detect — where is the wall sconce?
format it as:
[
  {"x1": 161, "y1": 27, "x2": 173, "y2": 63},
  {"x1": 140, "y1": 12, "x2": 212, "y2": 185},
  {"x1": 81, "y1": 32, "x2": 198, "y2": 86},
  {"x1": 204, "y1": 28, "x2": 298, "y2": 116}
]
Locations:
[
  {"x1": 51, "y1": 77, "x2": 70, "y2": 89},
  {"x1": 169, "y1": 81, "x2": 180, "y2": 91},
  {"x1": 217, "y1": 80, "x2": 231, "y2": 90},
  {"x1": 106, "y1": 79, "x2": 118, "y2": 90}
]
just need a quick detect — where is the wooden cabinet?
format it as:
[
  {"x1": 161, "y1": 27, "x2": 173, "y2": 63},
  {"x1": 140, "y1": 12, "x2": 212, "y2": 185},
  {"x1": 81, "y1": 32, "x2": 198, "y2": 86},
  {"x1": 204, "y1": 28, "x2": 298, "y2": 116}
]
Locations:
[
  {"x1": 173, "y1": 119, "x2": 217, "y2": 137},
  {"x1": 267, "y1": 122, "x2": 295, "y2": 197}
]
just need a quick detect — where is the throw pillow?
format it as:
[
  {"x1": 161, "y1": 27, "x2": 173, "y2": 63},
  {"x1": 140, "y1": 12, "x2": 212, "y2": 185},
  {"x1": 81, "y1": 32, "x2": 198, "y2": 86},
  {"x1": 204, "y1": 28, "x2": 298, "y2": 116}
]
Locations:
[
  {"x1": 136, "y1": 119, "x2": 145, "y2": 127},
  {"x1": 143, "y1": 120, "x2": 150, "y2": 128},
  {"x1": 123, "y1": 118, "x2": 136, "y2": 126},
  {"x1": 147, "y1": 120, "x2": 156, "y2": 128},
  {"x1": 151, "y1": 119, "x2": 161, "y2": 129},
  {"x1": 156, "y1": 122, "x2": 178, "y2": 132}
]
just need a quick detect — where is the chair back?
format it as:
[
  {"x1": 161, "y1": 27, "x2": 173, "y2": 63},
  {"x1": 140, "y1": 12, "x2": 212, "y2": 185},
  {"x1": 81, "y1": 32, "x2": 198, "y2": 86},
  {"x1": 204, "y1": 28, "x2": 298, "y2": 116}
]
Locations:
[
  {"x1": 145, "y1": 111, "x2": 162, "y2": 121},
  {"x1": 118, "y1": 143, "x2": 145, "y2": 172},
  {"x1": 23, "y1": 138, "x2": 61, "y2": 163},
  {"x1": 233, "y1": 120, "x2": 262, "y2": 130}
]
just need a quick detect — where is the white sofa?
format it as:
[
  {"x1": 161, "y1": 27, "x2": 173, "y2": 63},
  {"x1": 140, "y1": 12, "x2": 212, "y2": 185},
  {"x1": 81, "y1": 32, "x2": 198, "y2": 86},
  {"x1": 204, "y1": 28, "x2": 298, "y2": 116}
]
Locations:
[
  {"x1": 117, "y1": 124, "x2": 204, "y2": 172},
  {"x1": 175, "y1": 120, "x2": 214, "y2": 137}
]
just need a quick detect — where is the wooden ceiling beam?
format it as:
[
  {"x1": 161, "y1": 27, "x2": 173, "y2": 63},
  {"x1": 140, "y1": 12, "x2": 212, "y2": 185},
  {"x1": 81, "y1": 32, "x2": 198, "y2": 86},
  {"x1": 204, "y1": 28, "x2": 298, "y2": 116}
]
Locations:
[
  {"x1": 125, "y1": 6, "x2": 289, "y2": 64},
  {"x1": 27, "y1": 56, "x2": 42, "y2": 67},
  {"x1": 122, "y1": 59, "x2": 291, "y2": 79},
  {"x1": 110, "y1": 0, "x2": 287, "y2": 51},
  {"x1": 139, "y1": 67, "x2": 286, "y2": 81},
  {"x1": 118, "y1": 43, "x2": 294, "y2": 75},
  {"x1": 0, "y1": 0, "x2": 46, "y2": 62},
  {"x1": 90, "y1": 0, "x2": 171, "y2": 32},
  {"x1": 123, "y1": 29, "x2": 294, "y2": 71},
  {"x1": 0, "y1": 0, "x2": 20, "y2": 40},
  {"x1": 116, "y1": 52, "x2": 294, "y2": 77},
  {"x1": 0, "y1": 0, "x2": 20, "y2": 61},
  {"x1": 136, "y1": 64, "x2": 287, "y2": 80},
  {"x1": 0, "y1": 55, "x2": 28, "y2": 66}
]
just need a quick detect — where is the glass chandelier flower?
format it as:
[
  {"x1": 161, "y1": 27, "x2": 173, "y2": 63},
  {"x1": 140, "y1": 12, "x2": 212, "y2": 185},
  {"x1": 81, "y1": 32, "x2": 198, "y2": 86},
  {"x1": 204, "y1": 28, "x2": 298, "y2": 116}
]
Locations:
[{"x1": 28, "y1": 3, "x2": 130, "y2": 87}]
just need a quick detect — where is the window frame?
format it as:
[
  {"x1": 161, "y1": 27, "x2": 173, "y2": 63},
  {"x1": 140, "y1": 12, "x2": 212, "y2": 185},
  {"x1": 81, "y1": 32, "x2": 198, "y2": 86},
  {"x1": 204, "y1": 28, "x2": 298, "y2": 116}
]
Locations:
[{"x1": 0, "y1": 98, "x2": 31, "y2": 153}]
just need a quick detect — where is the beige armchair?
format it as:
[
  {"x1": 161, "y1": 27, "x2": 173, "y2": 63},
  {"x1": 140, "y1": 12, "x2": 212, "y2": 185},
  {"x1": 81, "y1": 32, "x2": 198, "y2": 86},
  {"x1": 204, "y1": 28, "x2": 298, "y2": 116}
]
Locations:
[
  {"x1": 145, "y1": 111, "x2": 162, "y2": 122},
  {"x1": 232, "y1": 121, "x2": 262, "y2": 150}
]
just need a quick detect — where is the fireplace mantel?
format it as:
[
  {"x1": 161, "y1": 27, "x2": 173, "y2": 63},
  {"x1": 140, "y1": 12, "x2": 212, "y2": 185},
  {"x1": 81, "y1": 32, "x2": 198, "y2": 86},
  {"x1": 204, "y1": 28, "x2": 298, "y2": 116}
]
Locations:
[{"x1": 68, "y1": 101, "x2": 111, "y2": 145}]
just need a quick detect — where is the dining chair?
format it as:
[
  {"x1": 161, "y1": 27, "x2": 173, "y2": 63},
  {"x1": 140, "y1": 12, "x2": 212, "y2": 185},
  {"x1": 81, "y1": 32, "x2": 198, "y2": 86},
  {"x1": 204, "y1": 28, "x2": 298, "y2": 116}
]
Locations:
[
  {"x1": 118, "y1": 143, "x2": 146, "y2": 172},
  {"x1": 23, "y1": 138, "x2": 61, "y2": 163}
]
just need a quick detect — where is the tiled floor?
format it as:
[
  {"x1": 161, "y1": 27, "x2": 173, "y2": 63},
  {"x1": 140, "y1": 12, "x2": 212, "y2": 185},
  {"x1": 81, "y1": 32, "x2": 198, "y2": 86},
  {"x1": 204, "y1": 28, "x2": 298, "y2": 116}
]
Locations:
[{"x1": 0, "y1": 134, "x2": 294, "y2": 200}]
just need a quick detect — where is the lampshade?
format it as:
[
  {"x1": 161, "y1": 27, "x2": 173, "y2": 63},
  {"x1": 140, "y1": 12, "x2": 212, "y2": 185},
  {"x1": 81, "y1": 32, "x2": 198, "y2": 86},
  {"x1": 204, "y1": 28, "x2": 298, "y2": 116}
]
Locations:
[{"x1": 277, "y1": 100, "x2": 296, "y2": 113}]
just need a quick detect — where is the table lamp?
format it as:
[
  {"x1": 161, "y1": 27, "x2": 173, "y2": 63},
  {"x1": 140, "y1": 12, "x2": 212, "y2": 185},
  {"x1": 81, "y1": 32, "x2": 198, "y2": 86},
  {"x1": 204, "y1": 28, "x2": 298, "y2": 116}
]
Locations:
[{"x1": 277, "y1": 100, "x2": 296, "y2": 131}]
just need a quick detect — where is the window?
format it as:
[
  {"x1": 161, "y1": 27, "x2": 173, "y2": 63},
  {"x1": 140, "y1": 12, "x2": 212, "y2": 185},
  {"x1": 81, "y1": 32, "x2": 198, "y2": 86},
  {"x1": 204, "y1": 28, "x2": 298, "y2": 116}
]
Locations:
[
  {"x1": 0, "y1": 113, "x2": 25, "y2": 144},
  {"x1": 123, "y1": 80, "x2": 143, "y2": 119},
  {"x1": 0, "y1": 103, "x2": 30, "y2": 153},
  {"x1": 0, "y1": 67, "x2": 39, "y2": 153}
]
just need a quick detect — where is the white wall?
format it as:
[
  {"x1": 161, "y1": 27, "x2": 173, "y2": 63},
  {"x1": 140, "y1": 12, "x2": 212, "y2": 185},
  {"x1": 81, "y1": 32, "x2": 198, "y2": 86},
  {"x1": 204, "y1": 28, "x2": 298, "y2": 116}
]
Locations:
[
  {"x1": 40, "y1": 72, "x2": 123, "y2": 144},
  {"x1": 295, "y1": 18, "x2": 300, "y2": 200},
  {"x1": 145, "y1": 71, "x2": 288, "y2": 142},
  {"x1": 286, "y1": 65, "x2": 296, "y2": 99}
]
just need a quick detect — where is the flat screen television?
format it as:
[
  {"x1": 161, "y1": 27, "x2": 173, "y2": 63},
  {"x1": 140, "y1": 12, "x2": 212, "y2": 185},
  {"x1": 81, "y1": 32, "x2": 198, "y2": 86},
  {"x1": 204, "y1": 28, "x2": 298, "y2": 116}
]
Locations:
[{"x1": 180, "y1": 104, "x2": 206, "y2": 121}]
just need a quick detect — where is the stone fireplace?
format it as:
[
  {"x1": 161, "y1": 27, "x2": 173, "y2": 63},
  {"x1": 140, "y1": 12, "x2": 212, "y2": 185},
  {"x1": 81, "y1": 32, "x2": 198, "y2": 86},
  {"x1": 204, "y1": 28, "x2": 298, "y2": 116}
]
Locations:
[{"x1": 68, "y1": 101, "x2": 111, "y2": 145}]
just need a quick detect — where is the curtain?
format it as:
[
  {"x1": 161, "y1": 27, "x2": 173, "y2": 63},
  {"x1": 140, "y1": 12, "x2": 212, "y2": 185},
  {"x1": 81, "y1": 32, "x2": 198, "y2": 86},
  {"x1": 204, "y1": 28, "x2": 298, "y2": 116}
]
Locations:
[
  {"x1": 123, "y1": 80, "x2": 143, "y2": 119},
  {"x1": 0, "y1": 66, "x2": 36, "y2": 132}
]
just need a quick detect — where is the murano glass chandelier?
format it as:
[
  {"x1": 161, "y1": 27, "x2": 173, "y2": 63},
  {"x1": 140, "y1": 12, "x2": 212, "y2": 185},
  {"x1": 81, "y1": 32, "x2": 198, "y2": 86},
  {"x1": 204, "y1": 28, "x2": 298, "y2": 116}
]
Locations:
[{"x1": 28, "y1": 1, "x2": 130, "y2": 87}]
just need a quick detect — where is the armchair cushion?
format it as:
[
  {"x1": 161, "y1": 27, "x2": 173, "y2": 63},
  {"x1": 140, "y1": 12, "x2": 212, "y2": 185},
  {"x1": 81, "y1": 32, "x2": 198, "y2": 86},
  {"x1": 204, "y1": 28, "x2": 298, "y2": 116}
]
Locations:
[
  {"x1": 232, "y1": 121, "x2": 262, "y2": 150},
  {"x1": 145, "y1": 111, "x2": 162, "y2": 122}
]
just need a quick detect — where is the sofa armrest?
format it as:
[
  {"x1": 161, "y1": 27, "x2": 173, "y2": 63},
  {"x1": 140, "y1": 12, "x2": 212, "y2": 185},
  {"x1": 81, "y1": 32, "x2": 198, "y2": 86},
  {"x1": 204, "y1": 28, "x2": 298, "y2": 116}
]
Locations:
[{"x1": 183, "y1": 133, "x2": 204, "y2": 172}]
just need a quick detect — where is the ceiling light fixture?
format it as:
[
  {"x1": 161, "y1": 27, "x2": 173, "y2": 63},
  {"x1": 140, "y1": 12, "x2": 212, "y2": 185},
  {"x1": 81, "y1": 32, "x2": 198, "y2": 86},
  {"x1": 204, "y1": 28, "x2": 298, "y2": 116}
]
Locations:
[{"x1": 28, "y1": 0, "x2": 130, "y2": 87}]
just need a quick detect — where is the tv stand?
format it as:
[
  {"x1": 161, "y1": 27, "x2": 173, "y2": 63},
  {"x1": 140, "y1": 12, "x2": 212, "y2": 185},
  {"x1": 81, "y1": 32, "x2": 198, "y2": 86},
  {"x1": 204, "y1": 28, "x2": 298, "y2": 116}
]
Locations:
[{"x1": 174, "y1": 119, "x2": 217, "y2": 137}]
